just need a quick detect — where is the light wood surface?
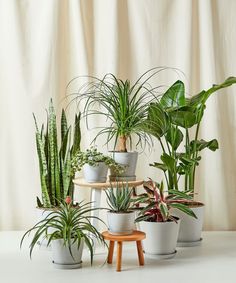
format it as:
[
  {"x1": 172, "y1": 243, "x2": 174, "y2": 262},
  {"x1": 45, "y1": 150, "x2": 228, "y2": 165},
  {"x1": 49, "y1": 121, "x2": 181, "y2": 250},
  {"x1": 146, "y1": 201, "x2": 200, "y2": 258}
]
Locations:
[
  {"x1": 102, "y1": 230, "x2": 146, "y2": 242},
  {"x1": 107, "y1": 241, "x2": 115, "y2": 264},
  {"x1": 117, "y1": 241, "x2": 122, "y2": 272},
  {"x1": 136, "y1": 241, "x2": 145, "y2": 266},
  {"x1": 73, "y1": 178, "x2": 143, "y2": 189}
]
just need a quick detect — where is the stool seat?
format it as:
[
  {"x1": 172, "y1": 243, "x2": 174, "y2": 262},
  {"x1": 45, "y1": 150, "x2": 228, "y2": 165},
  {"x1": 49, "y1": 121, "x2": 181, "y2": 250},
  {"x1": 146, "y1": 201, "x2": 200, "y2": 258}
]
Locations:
[{"x1": 102, "y1": 230, "x2": 146, "y2": 272}]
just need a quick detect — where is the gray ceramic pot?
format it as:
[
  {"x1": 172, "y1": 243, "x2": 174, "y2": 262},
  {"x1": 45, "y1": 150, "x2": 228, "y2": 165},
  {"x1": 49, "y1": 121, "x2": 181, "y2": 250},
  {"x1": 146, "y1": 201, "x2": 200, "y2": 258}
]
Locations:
[
  {"x1": 109, "y1": 151, "x2": 138, "y2": 181},
  {"x1": 51, "y1": 239, "x2": 84, "y2": 269},
  {"x1": 107, "y1": 211, "x2": 135, "y2": 235},
  {"x1": 172, "y1": 203, "x2": 204, "y2": 246},
  {"x1": 139, "y1": 218, "x2": 180, "y2": 259},
  {"x1": 83, "y1": 162, "x2": 108, "y2": 183}
]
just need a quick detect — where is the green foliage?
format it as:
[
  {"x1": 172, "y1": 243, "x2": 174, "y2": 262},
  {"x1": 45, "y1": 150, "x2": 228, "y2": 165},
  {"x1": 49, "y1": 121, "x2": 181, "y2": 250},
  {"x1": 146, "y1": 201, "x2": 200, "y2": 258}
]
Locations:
[
  {"x1": 71, "y1": 147, "x2": 124, "y2": 174},
  {"x1": 20, "y1": 201, "x2": 106, "y2": 264},
  {"x1": 68, "y1": 68, "x2": 169, "y2": 152},
  {"x1": 105, "y1": 183, "x2": 133, "y2": 212},
  {"x1": 33, "y1": 99, "x2": 81, "y2": 208},
  {"x1": 142, "y1": 77, "x2": 236, "y2": 195},
  {"x1": 134, "y1": 179, "x2": 196, "y2": 223}
]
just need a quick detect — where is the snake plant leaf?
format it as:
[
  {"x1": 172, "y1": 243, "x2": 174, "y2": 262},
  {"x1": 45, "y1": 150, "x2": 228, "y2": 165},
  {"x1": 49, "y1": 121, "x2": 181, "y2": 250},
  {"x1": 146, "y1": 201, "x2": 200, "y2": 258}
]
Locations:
[
  {"x1": 169, "y1": 106, "x2": 197, "y2": 128},
  {"x1": 142, "y1": 103, "x2": 169, "y2": 138},
  {"x1": 190, "y1": 139, "x2": 219, "y2": 152},
  {"x1": 160, "y1": 80, "x2": 186, "y2": 109},
  {"x1": 188, "y1": 76, "x2": 236, "y2": 108},
  {"x1": 72, "y1": 112, "x2": 81, "y2": 156},
  {"x1": 165, "y1": 125, "x2": 184, "y2": 150},
  {"x1": 61, "y1": 109, "x2": 68, "y2": 142}
]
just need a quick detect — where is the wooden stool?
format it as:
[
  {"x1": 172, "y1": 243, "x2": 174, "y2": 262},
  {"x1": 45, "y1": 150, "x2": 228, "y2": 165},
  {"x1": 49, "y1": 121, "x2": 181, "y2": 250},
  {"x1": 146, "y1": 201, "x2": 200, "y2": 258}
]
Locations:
[{"x1": 102, "y1": 230, "x2": 146, "y2": 272}]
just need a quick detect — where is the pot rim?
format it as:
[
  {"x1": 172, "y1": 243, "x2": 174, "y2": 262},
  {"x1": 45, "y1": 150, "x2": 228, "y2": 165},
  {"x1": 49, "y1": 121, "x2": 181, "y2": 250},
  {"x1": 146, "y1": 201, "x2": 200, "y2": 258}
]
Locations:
[
  {"x1": 108, "y1": 151, "x2": 138, "y2": 154},
  {"x1": 141, "y1": 216, "x2": 180, "y2": 224}
]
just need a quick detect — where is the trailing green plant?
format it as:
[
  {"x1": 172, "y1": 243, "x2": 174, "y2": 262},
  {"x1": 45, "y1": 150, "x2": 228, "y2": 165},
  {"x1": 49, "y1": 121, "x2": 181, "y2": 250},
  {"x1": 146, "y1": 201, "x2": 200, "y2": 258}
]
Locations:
[
  {"x1": 134, "y1": 179, "x2": 196, "y2": 222},
  {"x1": 20, "y1": 197, "x2": 106, "y2": 264},
  {"x1": 71, "y1": 147, "x2": 124, "y2": 174},
  {"x1": 105, "y1": 183, "x2": 133, "y2": 213},
  {"x1": 68, "y1": 68, "x2": 174, "y2": 152},
  {"x1": 34, "y1": 99, "x2": 81, "y2": 208},
  {"x1": 141, "y1": 77, "x2": 236, "y2": 195}
]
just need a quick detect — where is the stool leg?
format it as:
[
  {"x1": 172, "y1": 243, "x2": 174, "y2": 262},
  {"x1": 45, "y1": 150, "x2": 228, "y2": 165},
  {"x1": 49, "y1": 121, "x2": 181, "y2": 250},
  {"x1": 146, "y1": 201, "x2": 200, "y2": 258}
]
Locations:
[
  {"x1": 107, "y1": 241, "x2": 115, "y2": 264},
  {"x1": 136, "y1": 241, "x2": 144, "y2": 266},
  {"x1": 116, "y1": 241, "x2": 122, "y2": 272}
]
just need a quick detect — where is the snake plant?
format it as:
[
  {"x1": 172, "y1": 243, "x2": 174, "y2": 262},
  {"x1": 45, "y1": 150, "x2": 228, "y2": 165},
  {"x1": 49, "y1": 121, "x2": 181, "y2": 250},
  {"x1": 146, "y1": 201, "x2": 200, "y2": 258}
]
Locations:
[{"x1": 33, "y1": 99, "x2": 81, "y2": 208}]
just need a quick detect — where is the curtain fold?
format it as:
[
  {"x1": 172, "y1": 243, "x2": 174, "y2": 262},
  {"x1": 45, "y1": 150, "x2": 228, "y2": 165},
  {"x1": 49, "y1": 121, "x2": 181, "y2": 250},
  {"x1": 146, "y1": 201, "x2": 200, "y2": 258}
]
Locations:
[{"x1": 0, "y1": 0, "x2": 236, "y2": 230}]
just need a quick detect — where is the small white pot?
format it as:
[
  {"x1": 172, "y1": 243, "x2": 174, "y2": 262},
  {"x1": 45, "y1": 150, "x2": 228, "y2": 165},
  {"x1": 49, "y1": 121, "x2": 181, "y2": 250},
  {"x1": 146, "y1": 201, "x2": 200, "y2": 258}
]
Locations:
[
  {"x1": 107, "y1": 211, "x2": 135, "y2": 235},
  {"x1": 83, "y1": 162, "x2": 108, "y2": 183},
  {"x1": 51, "y1": 239, "x2": 84, "y2": 269},
  {"x1": 139, "y1": 218, "x2": 180, "y2": 259},
  {"x1": 109, "y1": 151, "x2": 138, "y2": 181},
  {"x1": 172, "y1": 203, "x2": 204, "y2": 246}
]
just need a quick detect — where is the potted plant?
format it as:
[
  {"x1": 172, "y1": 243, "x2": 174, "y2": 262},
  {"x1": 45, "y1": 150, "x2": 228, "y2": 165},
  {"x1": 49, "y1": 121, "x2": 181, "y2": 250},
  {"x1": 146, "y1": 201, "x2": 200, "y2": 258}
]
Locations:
[
  {"x1": 34, "y1": 99, "x2": 81, "y2": 209},
  {"x1": 68, "y1": 68, "x2": 165, "y2": 181},
  {"x1": 141, "y1": 77, "x2": 236, "y2": 245},
  {"x1": 20, "y1": 197, "x2": 106, "y2": 269},
  {"x1": 134, "y1": 179, "x2": 196, "y2": 259},
  {"x1": 105, "y1": 183, "x2": 135, "y2": 235},
  {"x1": 72, "y1": 147, "x2": 124, "y2": 183},
  {"x1": 33, "y1": 99, "x2": 81, "y2": 245}
]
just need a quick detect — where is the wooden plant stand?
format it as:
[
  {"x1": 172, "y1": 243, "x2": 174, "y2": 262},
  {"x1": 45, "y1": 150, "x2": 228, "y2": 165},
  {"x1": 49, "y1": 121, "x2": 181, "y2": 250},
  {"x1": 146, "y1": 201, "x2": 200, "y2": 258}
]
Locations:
[{"x1": 102, "y1": 230, "x2": 146, "y2": 272}]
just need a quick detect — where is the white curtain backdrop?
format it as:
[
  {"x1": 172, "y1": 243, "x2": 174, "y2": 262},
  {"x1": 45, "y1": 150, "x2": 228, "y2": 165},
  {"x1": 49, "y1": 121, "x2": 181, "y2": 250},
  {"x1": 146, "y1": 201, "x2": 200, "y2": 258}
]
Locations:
[{"x1": 1, "y1": 0, "x2": 236, "y2": 230}]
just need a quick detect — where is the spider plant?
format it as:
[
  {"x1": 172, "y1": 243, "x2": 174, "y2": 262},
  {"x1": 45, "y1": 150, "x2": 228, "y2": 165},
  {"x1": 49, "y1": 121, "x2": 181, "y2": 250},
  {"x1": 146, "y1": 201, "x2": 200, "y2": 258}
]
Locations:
[
  {"x1": 68, "y1": 68, "x2": 173, "y2": 152},
  {"x1": 105, "y1": 183, "x2": 133, "y2": 213},
  {"x1": 141, "y1": 77, "x2": 236, "y2": 195},
  {"x1": 34, "y1": 99, "x2": 81, "y2": 208},
  {"x1": 20, "y1": 198, "x2": 106, "y2": 264},
  {"x1": 134, "y1": 179, "x2": 196, "y2": 222}
]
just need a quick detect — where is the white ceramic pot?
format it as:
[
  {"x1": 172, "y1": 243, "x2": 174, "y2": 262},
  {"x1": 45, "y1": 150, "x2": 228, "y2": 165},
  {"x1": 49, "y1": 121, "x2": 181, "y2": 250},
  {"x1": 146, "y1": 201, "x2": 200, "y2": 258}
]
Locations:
[
  {"x1": 172, "y1": 203, "x2": 204, "y2": 246},
  {"x1": 51, "y1": 239, "x2": 84, "y2": 269},
  {"x1": 139, "y1": 218, "x2": 180, "y2": 259},
  {"x1": 109, "y1": 151, "x2": 138, "y2": 181},
  {"x1": 107, "y1": 211, "x2": 135, "y2": 235},
  {"x1": 83, "y1": 162, "x2": 108, "y2": 183}
]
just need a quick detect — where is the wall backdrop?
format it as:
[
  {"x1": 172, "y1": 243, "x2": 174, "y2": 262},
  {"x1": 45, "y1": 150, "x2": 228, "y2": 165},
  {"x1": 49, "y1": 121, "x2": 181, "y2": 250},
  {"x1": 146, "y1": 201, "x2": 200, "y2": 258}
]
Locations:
[{"x1": 1, "y1": 0, "x2": 236, "y2": 230}]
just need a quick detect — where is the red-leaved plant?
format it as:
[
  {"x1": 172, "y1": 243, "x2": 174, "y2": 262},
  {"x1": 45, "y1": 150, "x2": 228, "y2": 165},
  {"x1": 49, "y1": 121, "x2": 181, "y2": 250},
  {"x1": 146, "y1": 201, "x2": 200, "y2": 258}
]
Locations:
[{"x1": 134, "y1": 179, "x2": 197, "y2": 222}]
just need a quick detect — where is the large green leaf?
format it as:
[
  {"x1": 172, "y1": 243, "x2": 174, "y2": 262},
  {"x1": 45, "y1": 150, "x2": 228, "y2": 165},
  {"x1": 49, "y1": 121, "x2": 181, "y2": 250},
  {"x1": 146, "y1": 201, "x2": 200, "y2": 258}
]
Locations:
[
  {"x1": 149, "y1": 162, "x2": 167, "y2": 172},
  {"x1": 169, "y1": 106, "x2": 197, "y2": 128},
  {"x1": 142, "y1": 103, "x2": 169, "y2": 138},
  {"x1": 160, "y1": 80, "x2": 185, "y2": 109},
  {"x1": 161, "y1": 153, "x2": 175, "y2": 172},
  {"x1": 165, "y1": 125, "x2": 183, "y2": 150},
  {"x1": 170, "y1": 203, "x2": 197, "y2": 219},
  {"x1": 188, "y1": 77, "x2": 236, "y2": 108},
  {"x1": 190, "y1": 139, "x2": 219, "y2": 152}
]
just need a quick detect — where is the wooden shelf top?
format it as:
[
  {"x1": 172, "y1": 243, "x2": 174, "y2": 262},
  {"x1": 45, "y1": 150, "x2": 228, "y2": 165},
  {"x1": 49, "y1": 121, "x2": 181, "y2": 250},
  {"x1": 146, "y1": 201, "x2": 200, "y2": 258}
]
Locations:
[
  {"x1": 102, "y1": 230, "x2": 146, "y2": 241},
  {"x1": 73, "y1": 178, "x2": 144, "y2": 189}
]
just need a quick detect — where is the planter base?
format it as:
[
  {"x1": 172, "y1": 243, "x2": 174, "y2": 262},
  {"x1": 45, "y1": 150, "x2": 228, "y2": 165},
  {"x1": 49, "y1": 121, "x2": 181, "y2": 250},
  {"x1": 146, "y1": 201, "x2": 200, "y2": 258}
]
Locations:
[
  {"x1": 109, "y1": 175, "x2": 136, "y2": 182},
  {"x1": 52, "y1": 261, "x2": 82, "y2": 269},
  {"x1": 144, "y1": 250, "x2": 177, "y2": 260},
  {"x1": 177, "y1": 238, "x2": 202, "y2": 247},
  {"x1": 108, "y1": 229, "x2": 133, "y2": 236}
]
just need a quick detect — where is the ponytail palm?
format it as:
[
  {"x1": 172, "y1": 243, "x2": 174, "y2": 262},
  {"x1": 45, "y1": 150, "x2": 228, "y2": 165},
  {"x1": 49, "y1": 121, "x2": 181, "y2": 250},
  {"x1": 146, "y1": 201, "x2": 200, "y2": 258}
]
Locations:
[{"x1": 68, "y1": 68, "x2": 170, "y2": 152}]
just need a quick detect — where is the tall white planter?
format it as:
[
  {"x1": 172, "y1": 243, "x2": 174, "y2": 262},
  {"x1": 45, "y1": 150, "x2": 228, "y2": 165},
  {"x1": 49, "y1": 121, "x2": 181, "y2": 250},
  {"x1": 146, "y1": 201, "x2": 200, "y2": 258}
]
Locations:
[
  {"x1": 109, "y1": 151, "x2": 138, "y2": 181},
  {"x1": 107, "y1": 211, "x2": 135, "y2": 235},
  {"x1": 139, "y1": 219, "x2": 180, "y2": 259},
  {"x1": 51, "y1": 239, "x2": 84, "y2": 269},
  {"x1": 83, "y1": 162, "x2": 108, "y2": 183},
  {"x1": 172, "y1": 204, "x2": 204, "y2": 246}
]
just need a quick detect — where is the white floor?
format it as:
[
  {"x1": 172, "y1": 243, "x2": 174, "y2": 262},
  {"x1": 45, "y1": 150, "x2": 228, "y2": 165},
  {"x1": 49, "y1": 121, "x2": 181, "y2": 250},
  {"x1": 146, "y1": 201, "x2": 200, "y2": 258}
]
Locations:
[{"x1": 1, "y1": 231, "x2": 236, "y2": 283}]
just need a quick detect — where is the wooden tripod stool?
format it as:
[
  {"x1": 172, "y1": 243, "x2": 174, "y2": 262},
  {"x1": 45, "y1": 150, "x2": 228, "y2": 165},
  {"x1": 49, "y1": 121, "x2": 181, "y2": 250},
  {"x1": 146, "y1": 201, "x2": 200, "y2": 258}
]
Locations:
[{"x1": 102, "y1": 230, "x2": 146, "y2": 272}]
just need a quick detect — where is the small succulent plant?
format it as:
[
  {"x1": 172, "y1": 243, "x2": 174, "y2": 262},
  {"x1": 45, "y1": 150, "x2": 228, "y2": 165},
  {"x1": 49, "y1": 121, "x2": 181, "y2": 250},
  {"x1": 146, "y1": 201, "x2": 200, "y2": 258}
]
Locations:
[{"x1": 105, "y1": 183, "x2": 133, "y2": 213}]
